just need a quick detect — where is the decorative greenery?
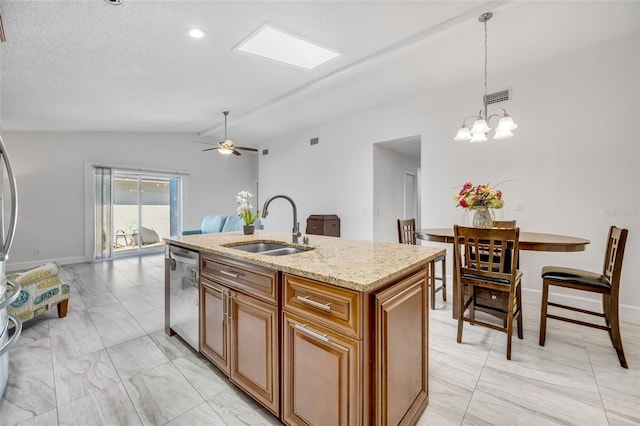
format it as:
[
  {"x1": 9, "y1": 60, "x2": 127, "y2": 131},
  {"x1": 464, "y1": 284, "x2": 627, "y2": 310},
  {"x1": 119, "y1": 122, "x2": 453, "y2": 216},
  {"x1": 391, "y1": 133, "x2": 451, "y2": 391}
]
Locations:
[
  {"x1": 237, "y1": 190, "x2": 260, "y2": 225},
  {"x1": 453, "y1": 182, "x2": 504, "y2": 210}
]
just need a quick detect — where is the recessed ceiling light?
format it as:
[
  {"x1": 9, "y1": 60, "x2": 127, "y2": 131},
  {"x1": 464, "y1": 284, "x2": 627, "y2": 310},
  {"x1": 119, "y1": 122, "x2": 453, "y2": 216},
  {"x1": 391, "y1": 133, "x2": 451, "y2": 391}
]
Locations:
[
  {"x1": 235, "y1": 25, "x2": 339, "y2": 70},
  {"x1": 186, "y1": 28, "x2": 205, "y2": 39}
]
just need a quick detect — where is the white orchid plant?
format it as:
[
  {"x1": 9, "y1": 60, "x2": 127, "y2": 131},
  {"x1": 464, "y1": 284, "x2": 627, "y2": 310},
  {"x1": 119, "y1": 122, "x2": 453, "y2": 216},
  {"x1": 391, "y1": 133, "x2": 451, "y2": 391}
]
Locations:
[{"x1": 237, "y1": 191, "x2": 260, "y2": 225}]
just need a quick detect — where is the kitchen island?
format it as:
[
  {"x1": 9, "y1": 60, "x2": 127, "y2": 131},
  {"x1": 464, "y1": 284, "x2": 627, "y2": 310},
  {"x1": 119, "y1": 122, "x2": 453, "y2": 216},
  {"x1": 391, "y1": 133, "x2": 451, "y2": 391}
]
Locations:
[{"x1": 164, "y1": 231, "x2": 444, "y2": 425}]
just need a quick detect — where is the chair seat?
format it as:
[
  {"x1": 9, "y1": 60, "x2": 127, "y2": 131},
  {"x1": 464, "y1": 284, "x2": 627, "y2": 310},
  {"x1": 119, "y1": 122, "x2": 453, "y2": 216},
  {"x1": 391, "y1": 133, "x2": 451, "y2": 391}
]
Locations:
[{"x1": 541, "y1": 266, "x2": 610, "y2": 289}]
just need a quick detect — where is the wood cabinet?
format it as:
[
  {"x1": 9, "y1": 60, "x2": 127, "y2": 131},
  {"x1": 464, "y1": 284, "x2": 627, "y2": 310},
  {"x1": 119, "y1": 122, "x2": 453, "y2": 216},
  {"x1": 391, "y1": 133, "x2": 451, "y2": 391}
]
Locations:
[
  {"x1": 374, "y1": 270, "x2": 429, "y2": 425},
  {"x1": 282, "y1": 311, "x2": 361, "y2": 426},
  {"x1": 200, "y1": 278, "x2": 229, "y2": 375},
  {"x1": 282, "y1": 274, "x2": 363, "y2": 425},
  {"x1": 281, "y1": 269, "x2": 428, "y2": 426},
  {"x1": 200, "y1": 254, "x2": 279, "y2": 416},
  {"x1": 195, "y1": 251, "x2": 429, "y2": 425},
  {"x1": 229, "y1": 291, "x2": 279, "y2": 414}
]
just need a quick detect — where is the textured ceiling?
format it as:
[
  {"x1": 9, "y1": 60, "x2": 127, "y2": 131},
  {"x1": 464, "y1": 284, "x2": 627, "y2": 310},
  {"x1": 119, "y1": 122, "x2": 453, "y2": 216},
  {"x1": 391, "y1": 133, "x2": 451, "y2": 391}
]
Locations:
[{"x1": 0, "y1": 1, "x2": 638, "y2": 147}]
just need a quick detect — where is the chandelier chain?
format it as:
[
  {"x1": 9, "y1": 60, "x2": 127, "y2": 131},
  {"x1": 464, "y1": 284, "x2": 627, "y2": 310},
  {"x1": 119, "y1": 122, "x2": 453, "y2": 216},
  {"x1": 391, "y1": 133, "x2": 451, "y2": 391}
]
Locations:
[{"x1": 484, "y1": 19, "x2": 488, "y2": 102}]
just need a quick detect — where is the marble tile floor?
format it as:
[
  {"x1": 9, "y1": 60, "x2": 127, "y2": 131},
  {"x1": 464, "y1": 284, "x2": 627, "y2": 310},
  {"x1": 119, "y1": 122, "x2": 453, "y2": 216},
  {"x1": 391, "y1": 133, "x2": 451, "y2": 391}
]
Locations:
[{"x1": 1, "y1": 254, "x2": 638, "y2": 425}]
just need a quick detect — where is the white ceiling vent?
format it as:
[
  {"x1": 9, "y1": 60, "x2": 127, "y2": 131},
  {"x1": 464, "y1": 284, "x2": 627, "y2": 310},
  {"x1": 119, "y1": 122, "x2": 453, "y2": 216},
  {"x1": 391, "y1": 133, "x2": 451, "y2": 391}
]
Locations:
[{"x1": 484, "y1": 89, "x2": 510, "y2": 106}]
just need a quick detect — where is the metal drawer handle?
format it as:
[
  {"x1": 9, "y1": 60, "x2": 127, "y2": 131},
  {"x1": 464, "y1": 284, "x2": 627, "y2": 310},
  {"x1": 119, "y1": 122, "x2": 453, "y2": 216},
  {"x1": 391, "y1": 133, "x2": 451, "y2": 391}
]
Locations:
[
  {"x1": 296, "y1": 295, "x2": 331, "y2": 311},
  {"x1": 220, "y1": 270, "x2": 243, "y2": 279},
  {"x1": 222, "y1": 290, "x2": 228, "y2": 319},
  {"x1": 491, "y1": 294, "x2": 498, "y2": 300},
  {"x1": 294, "y1": 324, "x2": 329, "y2": 343}
]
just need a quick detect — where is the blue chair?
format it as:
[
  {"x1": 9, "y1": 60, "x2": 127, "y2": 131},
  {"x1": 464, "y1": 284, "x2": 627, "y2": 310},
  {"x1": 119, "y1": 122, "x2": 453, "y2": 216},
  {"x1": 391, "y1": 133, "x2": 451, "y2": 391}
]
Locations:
[{"x1": 182, "y1": 215, "x2": 262, "y2": 235}]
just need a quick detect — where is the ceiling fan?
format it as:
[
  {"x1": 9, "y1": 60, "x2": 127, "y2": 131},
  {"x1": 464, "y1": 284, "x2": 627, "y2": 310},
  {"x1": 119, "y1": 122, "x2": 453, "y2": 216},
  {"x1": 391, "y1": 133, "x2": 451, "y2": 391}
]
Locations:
[{"x1": 201, "y1": 111, "x2": 257, "y2": 156}]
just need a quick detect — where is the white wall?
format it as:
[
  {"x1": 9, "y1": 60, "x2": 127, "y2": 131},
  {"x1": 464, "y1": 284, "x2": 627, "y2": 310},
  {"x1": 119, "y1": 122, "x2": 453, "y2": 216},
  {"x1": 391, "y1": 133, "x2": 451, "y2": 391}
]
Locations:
[
  {"x1": 3, "y1": 131, "x2": 258, "y2": 269},
  {"x1": 258, "y1": 33, "x2": 640, "y2": 318},
  {"x1": 373, "y1": 144, "x2": 421, "y2": 243}
]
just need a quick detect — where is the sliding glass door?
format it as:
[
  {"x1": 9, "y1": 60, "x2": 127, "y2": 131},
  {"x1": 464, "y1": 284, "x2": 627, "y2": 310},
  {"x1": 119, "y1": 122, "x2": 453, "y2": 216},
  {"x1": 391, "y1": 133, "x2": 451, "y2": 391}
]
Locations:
[{"x1": 94, "y1": 167, "x2": 182, "y2": 260}]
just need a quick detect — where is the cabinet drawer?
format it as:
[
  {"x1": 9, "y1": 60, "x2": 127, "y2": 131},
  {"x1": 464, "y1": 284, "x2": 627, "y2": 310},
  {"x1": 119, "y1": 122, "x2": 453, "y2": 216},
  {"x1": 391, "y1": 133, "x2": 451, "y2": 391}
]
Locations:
[
  {"x1": 464, "y1": 285, "x2": 507, "y2": 311},
  {"x1": 201, "y1": 254, "x2": 278, "y2": 305},
  {"x1": 283, "y1": 274, "x2": 361, "y2": 339}
]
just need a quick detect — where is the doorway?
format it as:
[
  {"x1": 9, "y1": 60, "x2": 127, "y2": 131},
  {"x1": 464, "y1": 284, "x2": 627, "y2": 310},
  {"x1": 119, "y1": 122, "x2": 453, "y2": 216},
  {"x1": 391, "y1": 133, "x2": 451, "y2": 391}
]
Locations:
[
  {"x1": 372, "y1": 135, "x2": 421, "y2": 242},
  {"x1": 93, "y1": 167, "x2": 182, "y2": 260}
]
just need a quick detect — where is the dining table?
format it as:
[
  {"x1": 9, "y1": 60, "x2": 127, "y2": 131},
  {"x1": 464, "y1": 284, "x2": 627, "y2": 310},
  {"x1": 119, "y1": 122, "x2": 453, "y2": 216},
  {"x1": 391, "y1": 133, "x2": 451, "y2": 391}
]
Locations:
[{"x1": 415, "y1": 227, "x2": 590, "y2": 319}]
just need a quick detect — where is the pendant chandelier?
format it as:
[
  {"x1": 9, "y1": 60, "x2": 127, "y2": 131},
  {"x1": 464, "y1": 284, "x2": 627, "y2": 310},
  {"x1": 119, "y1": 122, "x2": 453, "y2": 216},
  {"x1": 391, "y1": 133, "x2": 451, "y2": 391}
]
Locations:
[{"x1": 454, "y1": 12, "x2": 518, "y2": 143}]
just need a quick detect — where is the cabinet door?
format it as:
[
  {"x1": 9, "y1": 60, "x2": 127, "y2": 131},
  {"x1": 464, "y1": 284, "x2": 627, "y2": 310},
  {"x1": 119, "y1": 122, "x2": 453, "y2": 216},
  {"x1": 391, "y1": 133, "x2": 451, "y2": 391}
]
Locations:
[
  {"x1": 282, "y1": 312, "x2": 361, "y2": 426},
  {"x1": 229, "y1": 292, "x2": 280, "y2": 416},
  {"x1": 374, "y1": 269, "x2": 429, "y2": 426},
  {"x1": 200, "y1": 279, "x2": 229, "y2": 375}
]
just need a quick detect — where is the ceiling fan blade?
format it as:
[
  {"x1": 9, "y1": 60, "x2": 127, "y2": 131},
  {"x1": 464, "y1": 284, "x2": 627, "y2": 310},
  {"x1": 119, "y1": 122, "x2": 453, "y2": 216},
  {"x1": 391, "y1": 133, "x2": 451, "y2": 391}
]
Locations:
[
  {"x1": 192, "y1": 140, "x2": 219, "y2": 146},
  {"x1": 235, "y1": 146, "x2": 258, "y2": 152},
  {"x1": 202, "y1": 147, "x2": 218, "y2": 152},
  {"x1": 232, "y1": 149, "x2": 242, "y2": 156}
]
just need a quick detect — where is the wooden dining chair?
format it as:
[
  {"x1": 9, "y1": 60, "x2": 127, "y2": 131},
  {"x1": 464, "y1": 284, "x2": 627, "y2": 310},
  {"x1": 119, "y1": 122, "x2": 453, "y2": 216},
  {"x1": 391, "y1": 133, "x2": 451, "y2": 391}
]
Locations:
[
  {"x1": 454, "y1": 225, "x2": 523, "y2": 360},
  {"x1": 539, "y1": 226, "x2": 629, "y2": 368},
  {"x1": 493, "y1": 220, "x2": 516, "y2": 228},
  {"x1": 493, "y1": 219, "x2": 518, "y2": 272},
  {"x1": 398, "y1": 218, "x2": 446, "y2": 309}
]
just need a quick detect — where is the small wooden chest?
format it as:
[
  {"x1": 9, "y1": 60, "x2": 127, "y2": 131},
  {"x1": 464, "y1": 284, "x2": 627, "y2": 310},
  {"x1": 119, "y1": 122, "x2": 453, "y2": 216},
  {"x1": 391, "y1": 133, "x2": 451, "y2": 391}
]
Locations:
[{"x1": 306, "y1": 215, "x2": 340, "y2": 237}]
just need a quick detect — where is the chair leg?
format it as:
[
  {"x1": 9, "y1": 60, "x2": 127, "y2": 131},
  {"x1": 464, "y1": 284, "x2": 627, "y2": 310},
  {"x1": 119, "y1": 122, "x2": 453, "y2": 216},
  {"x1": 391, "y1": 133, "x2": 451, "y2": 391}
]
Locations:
[
  {"x1": 441, "y1": 257, "x2": 447, "y2": 302},
  {"x1": 516, "y1": 284, "x2": 523, "y2": 340},
  {"x1": 457, "y1": 284, "x2": 466, "y2": 344},
  {"x1": 506, "y1": 294, "x2": 515, "y2": 360},
  {"x1": 602, "y1": 294, "x2": 611, "y2": 328},
  {"x1": 539, "y1": 280, "x2": 549, "y2": 346},
  {"x1": 429, "y1": 260, "x2": 436, "y2": 310},
  {"x1": 607, "y1": 297, "x2": 628, "y2": 368}
]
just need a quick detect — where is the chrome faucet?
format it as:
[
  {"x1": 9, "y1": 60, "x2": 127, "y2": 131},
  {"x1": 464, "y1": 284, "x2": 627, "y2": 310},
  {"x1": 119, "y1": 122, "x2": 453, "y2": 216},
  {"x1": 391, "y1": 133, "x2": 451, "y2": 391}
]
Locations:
[{"x1": 261, "y1": 194, "x2": 302, "y2": 244}]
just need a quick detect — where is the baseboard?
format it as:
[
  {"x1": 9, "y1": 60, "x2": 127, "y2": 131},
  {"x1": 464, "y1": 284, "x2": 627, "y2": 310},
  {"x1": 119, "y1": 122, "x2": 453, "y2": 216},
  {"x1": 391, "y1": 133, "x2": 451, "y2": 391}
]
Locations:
[{"x1": 6, "y1": 256, "x2": 88, "y2": 273}]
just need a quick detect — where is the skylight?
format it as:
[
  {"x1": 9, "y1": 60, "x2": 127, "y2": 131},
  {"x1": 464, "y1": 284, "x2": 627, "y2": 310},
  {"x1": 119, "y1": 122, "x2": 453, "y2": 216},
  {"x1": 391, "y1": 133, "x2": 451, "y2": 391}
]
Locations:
[{"x1": 235, "y1": 25, "x2": 339, "y2": 70}]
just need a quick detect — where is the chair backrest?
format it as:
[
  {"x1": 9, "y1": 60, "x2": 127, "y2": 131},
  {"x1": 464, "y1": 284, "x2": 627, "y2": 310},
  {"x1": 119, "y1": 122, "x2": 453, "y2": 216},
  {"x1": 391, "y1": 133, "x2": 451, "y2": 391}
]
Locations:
[
  {"x1": 603, "y1": 226, "x2": 628, "y2": 292},
  {"x1": 201, "y1": 215, "x2": 227, "y2": 233},
  {"x1": 397, "y1": 218, "x2": 416, "y2": 245},
  {"x1": 454, "y1": 225, "x2": 520, "y2": 285},
  {"x1": 493, "y1": 220, "x2": 517, "y2": 228}
]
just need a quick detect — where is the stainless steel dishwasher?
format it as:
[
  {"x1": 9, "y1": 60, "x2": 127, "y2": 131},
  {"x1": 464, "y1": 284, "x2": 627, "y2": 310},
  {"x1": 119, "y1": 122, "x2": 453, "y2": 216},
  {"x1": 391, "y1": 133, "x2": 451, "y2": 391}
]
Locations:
[{"x1": 167, "y1": 245, "x2": 200, "y2": 350}]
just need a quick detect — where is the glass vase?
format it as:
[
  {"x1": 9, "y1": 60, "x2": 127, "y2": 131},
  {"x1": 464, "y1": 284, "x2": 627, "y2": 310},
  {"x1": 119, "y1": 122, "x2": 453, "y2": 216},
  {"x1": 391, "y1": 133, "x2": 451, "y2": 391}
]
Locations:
[
  {"x1": 243, "y1": 225, "x2": 255, "y2": 235},
  {"x1": 472, "y1": 206, "x2": 493, "y2": 229}
]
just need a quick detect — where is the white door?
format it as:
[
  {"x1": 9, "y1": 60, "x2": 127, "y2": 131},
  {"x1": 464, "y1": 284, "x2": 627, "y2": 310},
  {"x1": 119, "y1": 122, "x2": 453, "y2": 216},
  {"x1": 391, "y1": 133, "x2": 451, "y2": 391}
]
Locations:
[{"x1": 404, "y1": 172, "x2": 417, "y2": 221}]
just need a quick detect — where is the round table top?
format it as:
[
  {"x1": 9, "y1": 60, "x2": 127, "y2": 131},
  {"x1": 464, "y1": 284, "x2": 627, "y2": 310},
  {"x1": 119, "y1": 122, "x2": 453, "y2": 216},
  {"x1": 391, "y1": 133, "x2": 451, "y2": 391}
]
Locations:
[{"x1": 415, "y1": 228, "x2": 590, "y2": 252}]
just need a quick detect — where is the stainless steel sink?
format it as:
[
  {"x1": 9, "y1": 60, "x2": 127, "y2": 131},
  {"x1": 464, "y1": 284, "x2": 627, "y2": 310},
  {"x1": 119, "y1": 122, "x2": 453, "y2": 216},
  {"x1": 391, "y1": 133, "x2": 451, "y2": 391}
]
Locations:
[{"x1": 224, "y1": 241, "x2": 311, "y2": 256}]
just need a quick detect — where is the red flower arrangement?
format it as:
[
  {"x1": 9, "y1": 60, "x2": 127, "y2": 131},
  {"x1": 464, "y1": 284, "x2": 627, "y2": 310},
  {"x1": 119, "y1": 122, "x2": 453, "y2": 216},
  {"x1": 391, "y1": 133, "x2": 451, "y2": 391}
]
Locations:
[{"x1": 453, "y1": 182, "x2": 504, "y2": 210}]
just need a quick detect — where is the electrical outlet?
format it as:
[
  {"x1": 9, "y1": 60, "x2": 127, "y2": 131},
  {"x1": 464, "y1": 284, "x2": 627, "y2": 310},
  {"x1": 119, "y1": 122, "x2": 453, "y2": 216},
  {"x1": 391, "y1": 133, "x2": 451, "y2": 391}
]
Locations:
[{"x1": 514, "y1": 201, "x2": 523, "y2": 211}]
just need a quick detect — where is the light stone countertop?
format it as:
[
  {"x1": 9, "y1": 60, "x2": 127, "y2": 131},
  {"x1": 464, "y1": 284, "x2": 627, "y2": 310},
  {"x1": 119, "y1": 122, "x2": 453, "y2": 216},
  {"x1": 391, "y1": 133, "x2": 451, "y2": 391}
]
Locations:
[{"x1": 164, "y1": 230, "x2": 445, "y2": 292}]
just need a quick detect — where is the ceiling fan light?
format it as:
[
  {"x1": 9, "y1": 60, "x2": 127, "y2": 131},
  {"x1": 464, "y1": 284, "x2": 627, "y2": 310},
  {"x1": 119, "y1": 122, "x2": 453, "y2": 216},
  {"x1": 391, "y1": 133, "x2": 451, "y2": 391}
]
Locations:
[
  {"x1": 471, "y1": 119, "x2": 490, "y2": 134},
  {"x1": 454, "y1": 126, "x2": 472, "y2": 141},
  {"x1": 219, "y1": 147, "x2": 234, "y2": 155},
  {"x1": 470, "y1": 132, "x2": 488, "y2": 143},
  {"x1": 496, "y1": 115, "x2": 518, "y2": 132}
]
